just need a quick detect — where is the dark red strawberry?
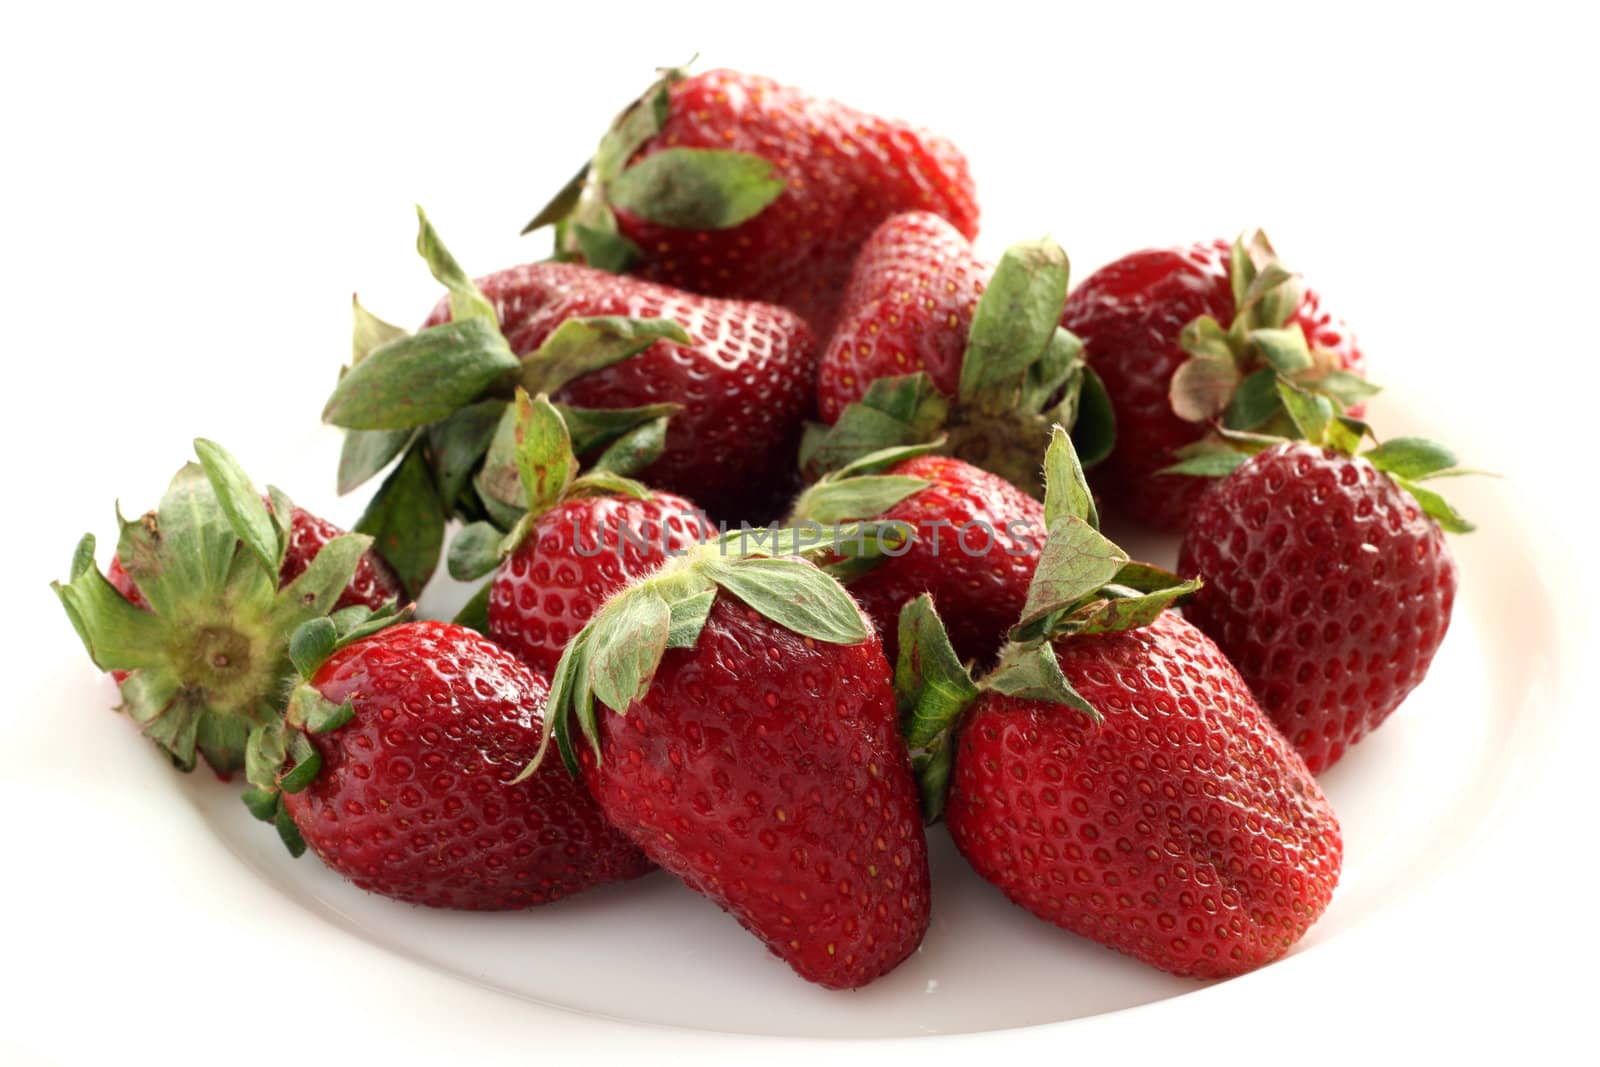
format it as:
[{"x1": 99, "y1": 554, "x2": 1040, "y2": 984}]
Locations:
[
  {"x1": 1177, "y1": 431, "x2": 1469, "y2": 773},
  {"x1": 525, "y1": 68, "x2": 979, "y2": 336},
  {"x1": 252, "y1": 620, "x2": 651, "y2": 909},
  {"x1": 802, "y1": 217, "x2": 1112, "y2": 494},
  {"x1": 531, "y1": 544, "x2": 930, "y2": 989},
  {"x1": 1062, "y1": 232, "x2": 1371, "y2": 530},
  {"x1": 326, "y1": 209, "x2": 815, "y2": 530},
  {"x1": 897, "y1": 428, "x2": 1342, "y2": 979},
  {"x1": 54, "y1": 441, "x2": 391, "y2": 777},
  {"x1": 790, "y1": 448, "x2": 1044, "y2": 666}
]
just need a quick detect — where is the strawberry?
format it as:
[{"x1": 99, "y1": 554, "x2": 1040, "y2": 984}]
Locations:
[
  {"x1": 1062, "y1": 231, "x2": 1372, "y2": 529},
  {"x1": 244, "y1": 619, "x2": 651, "y2": 909},
  {"x1": 327, "y1": 209, "x2": 815, "y2": 533},
  {"x1": 441, "y1": 390, "x2": 717, "y2": 676},
  {"x1": 897, "y1": 428, "x2": 1341, "y2": 979},
  {"x1": 54, "y1": 441, "x2": 390, "y2": 777},
  {"x1": 1175, "y1": 396, "x2": 1471, "y2": 772},
  {"x1": 802, "y1": 218, "x2": 1114, "y2": 494},
  {"x1": 524, "y1": 68, "x2": 979, "y2": 336},
  {"x1": 528, "y1": 538, "x2": 930, "y2": 989},
  {"x1": 789, "y1": 446, "x2": 1044, "y2": 667}
]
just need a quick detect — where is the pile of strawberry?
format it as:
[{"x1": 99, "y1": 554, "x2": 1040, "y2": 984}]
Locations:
[{"x1": 54, "y1": 65, "x2": 1476, "y2": 990}]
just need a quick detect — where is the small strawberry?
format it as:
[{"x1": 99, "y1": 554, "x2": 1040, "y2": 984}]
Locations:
[
  {"x1": 244, "y1": 619, "x2": 651, "y2": 909},
  {"x1": 327, "y1": 209, "x2": 815, "y2": 530},
  {"x1": 442, "y1": 390, "x2": 716, "y2": 676},
  {"x1": 789, "y1": 445, "x2": 1044, "y2": 667},
  {"x1": 524, "y1": 67, "x2": 979, "y2": 336},
  {"x1": 1062, "y1": 231, "x2": 1372, "y2": 529},
  {"x1": 1175, "y1": 388, "x2": 1471, "y2": 772},
  {"x1": 54, "y1": 441, "x2": 389, "y2": 777},
  {"x1": 803, "y1": 218, "x2": 1114, "y2": 493},
  {"x1": 897, "y1": 428, "x2": 1341, "y2": 979},
  {"x1": 527, "y1": 537, "x2": 930, "y2": 989}
]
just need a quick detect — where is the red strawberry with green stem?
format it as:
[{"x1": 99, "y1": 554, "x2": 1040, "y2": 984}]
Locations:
[
  {"x1": 1175, "y1": 382, "x2": 1471, "y2": 772},
  {"x1": 524, "y1": 67, "x2": 979, "y2": 336},
  {"x1": 328, "y1": 208, "x2": 816, "y2": 533},
  {"x1": 1062, "y1": 231, "x2": 1372, "y2": 529},
  {"x1": 789, "y1": 444, "x2": 1044, "y2": 667},
  {"x1": 443, "y1": 389, "x2": 716, "y2": 675},
  {"x1": 525, "y1": 535, "x2": 930, "y2": 989},
  {"x1": 243, "y1": 618, "x2": 651, "y2": 908},
  {"x1": 897, "y1": 427, "x2": 1342, "y2": 979},
  {"x1": 54, "y1": 441, "x2": 388, "y2": 777},
  {"x1": 804, "y1": 217, "x2": 1114, "y2": 493}
]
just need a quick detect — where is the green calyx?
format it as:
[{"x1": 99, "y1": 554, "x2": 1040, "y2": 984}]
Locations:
[
  {"x1": 518, "y1": 538, "x2": 873, "y2": 781},
  {"x1": 241, "y1": 604, "x2": 413, "y2": 856},
  {"x1": 800, "y1": 238, "x2": 1116, "y2": 495},
  {"x1": 892, "y1": 427, "x2": 1200, "y2": 821},
  {"x1": 51, "y1": 441, "x2": 376, "y2": 777},
  {"x1": 1167, "y1": 229, "x2": 1380, "y2": 433},
  {"x1": 324, "y1": 209, "x2": 690, "y2": 591},
  {"x1": 1165, "y1": 378, "x2": 1479, "y2": 534},
  {"x1": 520, "y1": 64, "x2": 787, "y2": 270}
]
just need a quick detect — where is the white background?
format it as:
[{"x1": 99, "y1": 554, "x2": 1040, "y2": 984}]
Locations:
[{"x1": 2, "y1": 2, "x2": 1595, "y2": 1064}]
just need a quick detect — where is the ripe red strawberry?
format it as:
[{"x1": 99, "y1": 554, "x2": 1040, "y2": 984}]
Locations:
[
  {"x1": 526, "y1": 68, "x2": 979, "y2": 336},
  {"x1": 801, "y1": 217, "x2": 1112, "y2": 494},
  {"x1": 55, "y1": 441, "x2": 392, "y2": 777},
  {"x1": 532, "y1": 545, "x2": 930, "y2": 988},
  {"x1": 251, "y1": 620, "x2": 651, "y2": 909},
  {"x1": 1062, "y1": 232, "x2": 1370, "y2": 529},
  {"x1": 790, "y1": 448, "x2": 1044, "y2": 666},
  {"x1": 897, "y1": 428, "x2": 1341, "y2": 979},
  {"x1": 421, "y1": 260, "x2": 815, "y2": 523},
  {"x1": 449, "y1": 390, "x2": 719, "y2": 676},
  {"x1": 1177, "y1": 434, "x2": 1468, "y2": 772}
]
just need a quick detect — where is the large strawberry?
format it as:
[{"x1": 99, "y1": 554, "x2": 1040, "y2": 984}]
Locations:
[
  {"x1": 1062, "y1": 231, "x2": 1372, "y2": 529},
  {"x1": 442, "y1": 390, "x2": 716, "y2": 675},
  {"x1": 802, "y1": 217, "x2": 1113, "y2": 493},
  {"x1": 1175, "y1": 386, "x2": 1471, "y2": 772},
  {"x1": 527, "y1": 538, "x2": 930, "y2": 989},
  {"x1": 897, "y1": 428, "x2": 1342, "y2": 979},
  {"x1": 326, "y1": 209, "x2": 815, "y2": 533},
  {"x1": 523, "y1": 67, "x2": 979, "y2": 336},
  {"x1": 243, "y1": 618, "x2": 651, "y2": 908},
  {"x1": 54, "y1": 441, "x2": 386, "y2": 777},
  {"x1": 789, "y1": 445, "x2": 1044, "y2": 667}
]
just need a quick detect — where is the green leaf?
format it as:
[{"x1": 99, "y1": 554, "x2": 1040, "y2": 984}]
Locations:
[
  {"x1": 279, "y1": 732, "x2": 322, "y2": 793},
  {"x1": 1315, "y1": 368, "x2": 1382, "y2": 408},
  {"x1": 352, "y1": 295, "x2": 409, "y2": 364},
  {"x1": 288, "y1": 684, "x2": 355, "y2": 735},
  {"x1": 274, "y1": 797, "x2": 307, "y2": 858},
  {"x1": 1063, "y1": 578, "x2": 1201, "y2": 636},
  {"x1": 591, "y1": 74, "x2": 675, "y2": 183},
  {"x1": 791, "y1": 475, "x2": 930, "y2": 525},
  {"x1": 355, "y1": 446, "x2": 445, "y2": 599},
  {"x1": 1158, "y1": 445, "x2": 1251, "y2": 478},
  {"x1": 588, "y1": 590, "x2": 672, "y2": 714},
  {"x1": 1069, "y1": 366, "x2": 1116, "y2": 468},
  {"x1": 447, "y1": 521, "x2": 505, "y2": 581},
  {"x1": 241, "y1": 787, "x2": 278, "y2": 822},
  {"x1": 513, "y1": 391, "x2": 578, "y2": 515},
  {"x1": 573, "y1": 221, "x2": 642, "y2": 274},
  {"x1": 591, "y1": 415, "x2": 670, "y2": 477},
  {"x1": 51, "y1": 547, "x2": 170, "y2": 672},
  {"x1": 800, "y1": 373, "x2": 951, "y2": 481},
  {"x1": 192, "y1": 439, "x2": 280, "y2": 575},
  {"x1": 1169, "y1": 354, "x2": 1241, "y2": 423},
  {"x1": 425, "y1": 400, "x2": 505, "y2": 510},
  {"x1": 270, "y1": 532, "x2": 374, "y2": 631},
  {"x1": 1109, "y1": 561, "x2": 1191, "y2": 593},
  {"x1": 1041, "y1": 424, "x2": 1097, "y2": 530},
  {"x1": 1276, "y1": 378, "x2": 1335, "y2": 446},
  {"x1": 1013, "y1": 516, "x2": 1127, "y2": 637},
  {"x1": 1363, "y1": 437, "x2": 1460, "y2": 480},
  {"x1": 322, "y1": 318, "x2": 519, "y2": 431},
  {"x1": 1222, "y1": 367, "x2": 1282, "y2": 431},
  {"x1": 452, "y1": 580, "x2": 493, "y2": 635},
  {"x1": 609, "y1": 148, "x2": 785, "y2": 230},
  {"x1": 338, "y1": 429, "x2": 412, "y2": 496},
  {"x1": 288, "y1": 618, "x2": 337, "y2": 680},
  {"x1": 958, "y1": 239, "x2": 1071, "y2": 406},
  {"x1": 566, "y1": 469, "x2": 652, "y2": 501},
  {"x1": 984, "y1": 642, "x2": 1101, "y2": 724},
  {"x1": 521, "y1": 163, "x2": 588, "y2": 235},
  {"x1": 913, "y1": 745, "x2": 954, "y2": 824},
  {"x1": 1249, "y1": 326, "x2": 1314, "y2": 375},
  {"x1": 665, "y1": 587, "x2": 717, "y2": 648},
  {"x1": 1393, "y1": 477, "x2": 1475, "y2": 534},
  {"x1": 1178, "y1": 315, "x2": 1235, "y2": 365},
  {"x1": 895, "y1": 595, "x2": 980, "y2": 750},
  {"x1": 558, "y1": 402, "x2": 682, "y2": 457},
  {"x1": 414, "y1": 206, "x2": 497, "y2": 326},
  {"x1": 521, "y1": 315, "x2": 691, "y2": 396},
  {"x1": 245, "y1": 721, "x2": 286, "y2": 793},
  {"x1": 120, "y1": 464, "x2": 239, "y2": 619},
  {"x1": 702, "y1": 557, "x2": 868, "y2": 645}
]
